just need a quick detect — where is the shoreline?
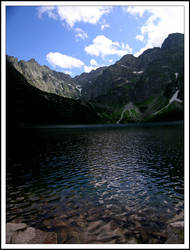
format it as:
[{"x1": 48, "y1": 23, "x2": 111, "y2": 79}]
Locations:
[{"x1": 18, "y1": 120, "x2": 184, "y2": 129}]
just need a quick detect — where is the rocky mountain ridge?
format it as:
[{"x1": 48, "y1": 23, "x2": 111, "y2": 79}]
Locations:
[
  {"x1": 6, "y1": 56, "x2": 80, "y2": 99},
  {"x1": 78, "y1": 33, "x2": 184, "y2": 123},
  {"x1": 6, "y1": 60, "x2": 101, "y2": 126},
  {"x1": 79, "y1": 33, "x2": 183, "y2": 102},
  {"x1": 7, "y1": 32, "x2": 184, "y2": 124}
]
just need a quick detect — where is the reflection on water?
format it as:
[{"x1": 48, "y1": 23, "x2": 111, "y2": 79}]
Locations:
[{"x1": 6, "y1": 123, "x2": 184, "y2": 243}]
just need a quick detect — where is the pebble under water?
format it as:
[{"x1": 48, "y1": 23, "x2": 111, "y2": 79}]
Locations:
[{"x1": 6, "y1": 123, "x2": 184, "y2": 244}]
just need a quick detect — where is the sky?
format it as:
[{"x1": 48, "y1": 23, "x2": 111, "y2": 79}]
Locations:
[{"x1": 6, "y1": 2, "x2": 185, "y2": 77}]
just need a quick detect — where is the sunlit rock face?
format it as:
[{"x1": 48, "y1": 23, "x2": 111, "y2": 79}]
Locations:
[
  {"x1": 6, "y1": 56, "x2": 80, "y2": 99},
  {"x1": 6, "y1": 60, "x2": 101, "y2": 125}
]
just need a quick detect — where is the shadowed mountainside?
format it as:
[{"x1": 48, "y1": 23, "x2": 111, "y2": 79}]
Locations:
[
  {"x1": 6, "y1": 56, "x2": 80, "y2": 99},
  {"x1": 78, "y1": 33, "x2": 184, "y2": 123},
  {"x1": 6, "y1": 61, "x2": 101, "y2": 126}
]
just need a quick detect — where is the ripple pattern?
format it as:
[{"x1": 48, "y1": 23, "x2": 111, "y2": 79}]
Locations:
[{"x1": 6, "y1": 124, "x2": 184, "y2": 243}]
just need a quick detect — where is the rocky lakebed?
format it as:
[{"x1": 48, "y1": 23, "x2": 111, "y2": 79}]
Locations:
[{"x1": 6, "y1": 202, "x2": 184, "y2": 244}]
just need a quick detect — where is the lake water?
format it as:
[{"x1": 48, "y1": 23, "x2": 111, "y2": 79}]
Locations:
[{"x1": 6, "y1": 122, "x2": 184, "y2": 244}]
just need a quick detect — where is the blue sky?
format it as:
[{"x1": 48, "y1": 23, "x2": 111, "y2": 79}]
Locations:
[{"x1": 6, "y1": 3, "x2": 184, "y2": 77}]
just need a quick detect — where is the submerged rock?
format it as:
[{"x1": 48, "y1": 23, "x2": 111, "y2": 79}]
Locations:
[
  {"x1": 87, "y1": 220, "x2": 105, "y2": 233},
  {"x1": 127, "y1": 237, "x2": 138, "y2": 244},
  {"x1": 167, "y1": 211, "x2": 184, "y2": 224},
  {"x1": 6, "y1": 223, "x2": 27, "y2": 243},
  {"x1": 57, "y1": 229, "x2": 67, "y2": 243},
  {"x1": 6, "y1": 223, "x2": 57, "y2": 244},
  {"x1": 165, "y1": 221, "x2": 184, "y2": 244}
]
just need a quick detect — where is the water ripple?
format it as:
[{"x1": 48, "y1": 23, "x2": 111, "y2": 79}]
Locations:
[{"x1": 6, "y1": 124, "x2": 184, "y2": 241}]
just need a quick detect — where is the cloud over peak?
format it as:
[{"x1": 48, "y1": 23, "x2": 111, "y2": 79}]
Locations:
[
  {"x1": 90, "y1": 59, "x2": 97, "y2": 66},
  {"x1": 124, "y1": 6, "x2": 184, "y2": 57},
  {"x1": 84, "y1": 65, "x2": 98, "y2": 73},
  {"x1": 85, "y1": 35, "x2": 132, "y2": 58},
  {"x1": 46, "y1": 52, "x2": 84, "y2": 69}
]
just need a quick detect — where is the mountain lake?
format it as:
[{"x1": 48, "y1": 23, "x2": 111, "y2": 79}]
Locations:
[{"x1": 6, "y1": 122, "x2": 184, "y2": 244}]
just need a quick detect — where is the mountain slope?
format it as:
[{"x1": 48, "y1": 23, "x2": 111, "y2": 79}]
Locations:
[
  {"x1": 6, "y1": 60, "x2": 101, "y2": 126},
  {"x1": 77, "y1": 33, "x2": 184, "y2": 123},
  {"x1": 6, "y1": 56, "x2": 80, "y2": 99},
  {"x1": 79, "y1": 33, "x2": 183, "y2": 102}
]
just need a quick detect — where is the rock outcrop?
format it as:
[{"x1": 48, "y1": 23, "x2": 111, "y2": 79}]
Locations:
[
  {"x1": 6, "y1": 60, "x2": 101, "y2": 125},
  {"x1": 6, "y1": 223, "x2": 57, "y2": 244},
  {"x1": 6, "y1": 56, "x2": 80, "y2": 99},
  {"x1": 165, "y1": 211, "x2": 184, "y2": 244},
  {"x1": 166, "y1": 221, "x2": 184, "y2": 244}
]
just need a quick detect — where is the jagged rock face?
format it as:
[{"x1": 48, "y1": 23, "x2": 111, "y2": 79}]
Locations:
[
  {"x1": 73, "y1": 33, "x2": 183, "y2": 123},
  {"x1": 133, "y1": 34, "x2": 184, "y2": 104},
  {"x1": 161, "y1": 33, "x2": 184, "y2": 51},
  {"x1": 6, "y1": 61, "x2": 101, "y2": 125},
  {"x1": 79, "y1": 58, "x2": 139, "y2": 101},
  {"x1": 6, "y1": 56, "x2": 80, "y2": 99},
  {"x1": 137, "y1": 47, "x2": 161, "y2": 70},
  {"x1": 78, "y1": 33, "x2": 184, "y2": 108},
  {"x1": 74, "y1": 66, "x2": 107, "y2": 89}
]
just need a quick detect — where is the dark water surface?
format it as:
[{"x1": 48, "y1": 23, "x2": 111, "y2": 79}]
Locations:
[{"x1": 6, "y1": 123, "x2": 184, "y2": 243}]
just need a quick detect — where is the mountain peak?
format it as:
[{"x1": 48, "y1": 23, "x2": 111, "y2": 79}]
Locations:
[
  {"x1": 6, "y1": 55, "x2": 18, "y2": 64},
  {"x1": 167, "y1": 32, "x2": 184, "y2": 39},
  {"x1": 6, "y1": 55, "x2": 80, "y2": 99},
  {"x1": 28, "y1": 58, "x2": 38, "y2": 64},
  {"x1": 161, "y1": 33, "x2": 184, "y2": 50}
]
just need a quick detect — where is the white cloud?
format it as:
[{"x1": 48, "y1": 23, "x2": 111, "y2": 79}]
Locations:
[
  {"x1": 136, "y1": 34, "x2": 144, "y2": 41},
  {"x1": 84, "y1": 65, "x2": 99, "y2": 73},
  {"x1": 90, "y1": 59, "x2": 97, "y2": 65},
  {"x1": 62, "y1": 70, "x2": 73, "y2": 76},
  {"x1": 108, "y1": 59, "x2": 113, "y2": 63},
  {"x1": 124, "y1": 6, "x2": 148, "y2": 17},
  {"x1": 84, "y1": 58, "x2": 107, "y2": 73},
  {"x1": 101, "y1": 24, "x2": 110, "y2": 30},
  {"x1": 85, "y1": 35, "x2": 132, "y2": 58},
  {"x1": 124, "y1": 6, "x2": 184, "y2": 57},
  {"x1": 75, "y1": 32, "x2": 88, "y2": 40},
  {"x1": 75, "y1": 28, "x2": 88, "y2": 40},
  {"x1": 37, "y1": 6, "x2": 112, "y2": 28},
  {"x1": 46, "y1": 52, "x2": 84, "y2": 69},
  {"x1": 37, "y1": 6, "x2": 57, "y2": 19}
]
